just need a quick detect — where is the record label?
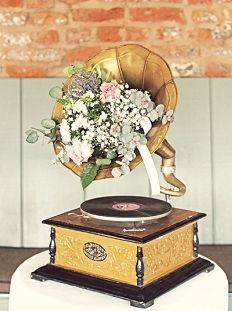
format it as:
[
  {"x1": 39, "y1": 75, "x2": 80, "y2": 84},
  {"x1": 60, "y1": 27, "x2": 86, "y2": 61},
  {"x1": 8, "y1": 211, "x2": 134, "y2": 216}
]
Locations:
[{"x1": 112, "y1": 202, "x2": 141, "y2": 211}]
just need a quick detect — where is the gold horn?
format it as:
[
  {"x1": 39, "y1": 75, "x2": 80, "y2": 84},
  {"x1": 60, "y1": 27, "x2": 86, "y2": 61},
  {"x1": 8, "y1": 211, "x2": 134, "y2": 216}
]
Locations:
[
  {"x1": 155, "y1": 140, "x2": 186, "y2": 197},
  {"x1": 52, "y1": 44, "x2": 187, "y2": 196}
]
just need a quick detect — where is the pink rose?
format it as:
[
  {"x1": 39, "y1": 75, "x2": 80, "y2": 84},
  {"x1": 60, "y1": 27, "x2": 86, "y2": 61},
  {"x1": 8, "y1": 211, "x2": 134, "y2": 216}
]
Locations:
[
  {"x1": 65, "y1": 140, "x2": 93, "y2": 166},
  {"x1": 100, "y1": 80, "x2": 120, "y2": 103}
]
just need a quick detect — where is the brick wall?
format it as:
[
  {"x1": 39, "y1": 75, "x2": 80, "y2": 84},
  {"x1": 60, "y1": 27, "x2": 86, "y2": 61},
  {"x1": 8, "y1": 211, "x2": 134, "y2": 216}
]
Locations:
[{"x1": 0, "y1": 0, "x2": 232, "y2": 77}]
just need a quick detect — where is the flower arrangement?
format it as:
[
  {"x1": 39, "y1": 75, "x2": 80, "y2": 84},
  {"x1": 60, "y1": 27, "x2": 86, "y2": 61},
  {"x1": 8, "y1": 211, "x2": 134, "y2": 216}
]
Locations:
[{"x1": 26, "y1": 62, "x2": 174, "y2": 189}]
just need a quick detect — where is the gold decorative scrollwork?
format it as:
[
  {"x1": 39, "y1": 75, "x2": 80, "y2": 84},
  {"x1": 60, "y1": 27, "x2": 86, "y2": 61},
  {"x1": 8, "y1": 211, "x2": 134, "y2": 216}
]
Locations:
[
  {"x1": 54, "y1": 223, "x2": 194, "y2": 286},
  {"x1": 55, "y1": 227, "x2": 137, "y2": 285},
  {"x1": 143, "y1": 224, "x2": 194, "y2": 284}
]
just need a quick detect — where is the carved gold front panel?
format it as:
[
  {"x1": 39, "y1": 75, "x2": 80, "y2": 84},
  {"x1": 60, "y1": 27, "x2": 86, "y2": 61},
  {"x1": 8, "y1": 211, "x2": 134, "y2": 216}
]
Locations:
[
  {"x1": 54, "y1": 223, "x2": 194, "y2": 286},
  {"x1": 54, "y1": 227, "x2": 138, "y2": 285},
  {"x1": 143, "y1": 223, "x2": 194, "y2": 284}
]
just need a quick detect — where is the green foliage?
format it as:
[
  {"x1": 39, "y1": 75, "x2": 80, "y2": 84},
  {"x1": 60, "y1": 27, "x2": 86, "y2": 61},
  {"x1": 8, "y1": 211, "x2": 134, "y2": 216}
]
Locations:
[
  {"x1": 80, "y1": 164, "x2": 100, "y2": 189},
  {"x1": 49, "y1": 86, "x2": 63, "y2": 99},
  {"x1": 63, "y1": 62, "x2": 86, "y2": 77},
  {"x1": 105, "y1": 150, "x2": 117, "y2": 160},
  {"x1": 25, "y1": 118, "x2": 58, "y2": 144},
  {"x1": 45, "y1": 127, "x2": 57, "y2": 143},
  {"x1": 80, "y1": 156, "x2": 113, "y2": 189},
  {"x1": 25, "y1": 129, "x2": 35, "y2": 135},
  {"x1": 31, "y1": 127, "x2": 46, "y2": 134},
  {"x1": 41, "y1": 119, "x2": 56, "y2": 129},
  {"x1": 25, "y1": 130, "x2": 39, "y2": 143},
  {"x1": 57, "y1": 98, "x2": 71, "y2": 106},
  {"x1": 96, "y1": 158, "x2": 111, "y2": 166}
]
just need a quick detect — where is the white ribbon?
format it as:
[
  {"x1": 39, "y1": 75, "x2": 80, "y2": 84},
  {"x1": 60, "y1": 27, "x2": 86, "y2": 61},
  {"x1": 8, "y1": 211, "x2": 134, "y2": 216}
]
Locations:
[{"x1": 137, "y1": 144, "x2": 160, "y2": 195}]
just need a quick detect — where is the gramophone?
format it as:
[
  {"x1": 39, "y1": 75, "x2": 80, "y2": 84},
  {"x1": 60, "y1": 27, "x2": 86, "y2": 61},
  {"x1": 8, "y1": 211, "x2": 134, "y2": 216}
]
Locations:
[{"x1": 31, "y1": 44, "x2": 214, "y2": 308}]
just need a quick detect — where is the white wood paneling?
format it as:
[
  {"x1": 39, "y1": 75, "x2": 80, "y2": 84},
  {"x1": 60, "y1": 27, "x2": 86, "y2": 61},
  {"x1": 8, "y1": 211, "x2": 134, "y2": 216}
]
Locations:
[
  {"x1": 211, "y1": 79, "x2": 232, "y2": 244},
  {"x1": 1, "y1": 76, "x2": 230, "y2": 246},
  {"x1": 22, "y1": 79, "x2": 84, "y2": 247},
  {"x1": 0, "y1": 79, "x2": 21, "y2": 246},
  {"x1": 167, "y1": 78, "x2": 213, "y2": 243}
]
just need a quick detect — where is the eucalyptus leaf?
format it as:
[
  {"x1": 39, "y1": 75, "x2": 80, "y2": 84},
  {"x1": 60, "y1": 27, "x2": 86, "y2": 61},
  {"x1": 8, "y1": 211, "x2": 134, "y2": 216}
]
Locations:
[
  {"x1": 106, "y1": 150, "x2": 117, "y2": 160},
  {"x1": 31, "y1": 127, "x2": 46, "y2": 135},
  {"x1": 25, "y1": 129, "x2": 35, "y2": 135},
  {"x1": 41, "y1": 119, "x2": 56, "y2": 129},
  {"x1": 124, "y1": 153, "x2": 133, "y2": 161},
  {"x1": 120, "y1": 165, "x2": 130, "y2": 175},
  {"x1": 111, "y1": 167, "x2": 122, "y2": 178},
  {"x1": 81, "y1": 164, "x2": 99, "y2": 189},
  {"x1": 46, "y1": 128, "x2": 57, "y2": 143},
  {"x1": 26, "y1": 131, "x2": 39, "y2": 143},
  {"x1": 147, "y1": 101, "x2": 154, "y2": 112},
  {"x1": 96, "y1": 158, "x2": 111, "y2": 166},
  {"x1": 150, "y1": 109, "x2": 159, "y2": 122},
  {"x1": 45, "y1": 127, "x2": 56, "y2": 139},
  {"x1": 49, "y1": 86, "x2": 63, "y2": 99},
  {"x1": 121, "y1": 132, "x2": 133, "y2": 144},
  {"x1": 122, "y1": 125, "x2": 131, "y2": 135}
]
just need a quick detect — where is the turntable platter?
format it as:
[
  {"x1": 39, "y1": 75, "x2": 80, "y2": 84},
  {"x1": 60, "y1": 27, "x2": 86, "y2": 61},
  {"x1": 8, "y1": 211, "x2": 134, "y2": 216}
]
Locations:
[{"x1": 80, "y1": 196, "x2": 172, "y2": 222}]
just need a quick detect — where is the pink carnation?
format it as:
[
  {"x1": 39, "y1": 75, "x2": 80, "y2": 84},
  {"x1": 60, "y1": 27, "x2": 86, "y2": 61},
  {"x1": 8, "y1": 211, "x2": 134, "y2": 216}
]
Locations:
[
  {"x1": 65, "y1": 140, "x2": 93, "y2": 166},
  {"x1": 100, "y1": 80, "x2": 120, "y2": 103}
]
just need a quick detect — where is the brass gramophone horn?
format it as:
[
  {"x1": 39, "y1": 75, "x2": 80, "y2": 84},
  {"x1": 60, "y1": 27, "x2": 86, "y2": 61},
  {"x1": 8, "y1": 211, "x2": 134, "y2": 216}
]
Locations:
[{"x1": 52, "y1": 44, "x2": 186, "y2": 197}]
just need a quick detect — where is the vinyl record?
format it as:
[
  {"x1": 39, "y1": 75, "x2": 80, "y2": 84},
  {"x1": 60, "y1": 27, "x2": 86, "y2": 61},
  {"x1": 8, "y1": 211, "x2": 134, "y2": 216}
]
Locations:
[{"x1": 80, "y1": 196, "x2": 172, "y2": 222}]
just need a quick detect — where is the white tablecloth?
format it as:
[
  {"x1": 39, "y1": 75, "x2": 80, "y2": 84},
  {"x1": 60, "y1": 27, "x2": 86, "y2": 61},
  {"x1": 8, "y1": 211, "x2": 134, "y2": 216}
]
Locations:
[{"x1": 9, "y1": 251, "x2": 228, "y2": 311}]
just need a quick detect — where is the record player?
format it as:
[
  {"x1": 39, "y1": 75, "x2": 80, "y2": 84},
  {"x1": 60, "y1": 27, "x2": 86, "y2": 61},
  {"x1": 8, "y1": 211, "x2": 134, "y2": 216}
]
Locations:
[{"x1": 31, "y1": 45, "x2": 214, "y2": 308}]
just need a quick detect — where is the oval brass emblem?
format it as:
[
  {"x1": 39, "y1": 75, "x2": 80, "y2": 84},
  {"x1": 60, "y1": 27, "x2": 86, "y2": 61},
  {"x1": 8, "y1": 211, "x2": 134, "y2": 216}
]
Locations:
[{"x1": 83, "y1": 242, "x2": 107, "y2": 261}]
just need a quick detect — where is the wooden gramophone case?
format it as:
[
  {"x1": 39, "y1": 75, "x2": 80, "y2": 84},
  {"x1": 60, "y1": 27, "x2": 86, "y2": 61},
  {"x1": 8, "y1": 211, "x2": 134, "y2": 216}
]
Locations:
[{"x1": 31, "y1": 205, "x2": 214, "y2": 308}]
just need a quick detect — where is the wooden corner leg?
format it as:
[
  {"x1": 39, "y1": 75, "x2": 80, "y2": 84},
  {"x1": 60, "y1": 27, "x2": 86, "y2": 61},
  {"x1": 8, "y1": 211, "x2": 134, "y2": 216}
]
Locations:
[
  {"x1": 130, "y1": 300, "x2": 154, "y2": 309},
  {"x1": 31, "y1": 272, "x2": 48, "y2": 282}
]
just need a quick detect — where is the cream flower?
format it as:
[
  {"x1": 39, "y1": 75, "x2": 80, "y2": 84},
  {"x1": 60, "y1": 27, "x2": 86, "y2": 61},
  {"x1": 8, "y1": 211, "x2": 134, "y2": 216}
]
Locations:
[
  {"x1": 71, "y1": 114, "x2": 89, "y2": 130},
  {"x1": 60, "y1": 119, "x2": 71, "y2": 143},
  {"x1": 73, "y1": 100, "x2": 88, "y2": 115},
  {"x1": 65, "y1": 139, "x2": 93, "y2": 166}
]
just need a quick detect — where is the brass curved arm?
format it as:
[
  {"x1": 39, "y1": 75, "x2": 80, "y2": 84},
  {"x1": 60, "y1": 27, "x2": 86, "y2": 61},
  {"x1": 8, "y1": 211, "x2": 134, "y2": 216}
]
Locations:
[{"x1": 155, "y1": 140, "x2": 186, "y2": 197}]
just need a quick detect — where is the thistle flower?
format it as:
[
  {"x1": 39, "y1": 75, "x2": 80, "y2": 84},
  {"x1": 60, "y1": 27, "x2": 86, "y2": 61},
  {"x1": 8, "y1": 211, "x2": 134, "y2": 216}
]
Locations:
[{"x1": 67, "y1": 71, "x2": 100, "y2": 101}]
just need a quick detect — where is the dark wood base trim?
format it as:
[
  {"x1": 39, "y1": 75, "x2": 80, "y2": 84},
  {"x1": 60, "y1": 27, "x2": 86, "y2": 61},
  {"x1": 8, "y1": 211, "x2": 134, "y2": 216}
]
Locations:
[
  {"x1": 31, "y1": 257, "x2": 214, "y2": 308},
  {"x1": 130, "y1": 299, "x2": 154, "y2": 309}
]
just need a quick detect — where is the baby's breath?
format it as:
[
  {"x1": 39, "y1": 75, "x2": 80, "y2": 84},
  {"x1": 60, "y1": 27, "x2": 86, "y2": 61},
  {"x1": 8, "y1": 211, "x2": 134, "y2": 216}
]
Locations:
[{"x1": 57, "y1": 72, "x2": 170, "y2": 178}]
